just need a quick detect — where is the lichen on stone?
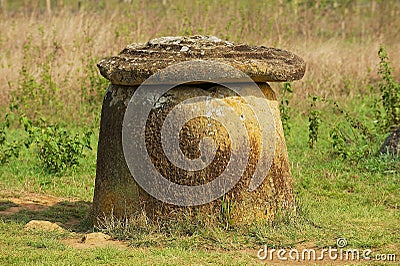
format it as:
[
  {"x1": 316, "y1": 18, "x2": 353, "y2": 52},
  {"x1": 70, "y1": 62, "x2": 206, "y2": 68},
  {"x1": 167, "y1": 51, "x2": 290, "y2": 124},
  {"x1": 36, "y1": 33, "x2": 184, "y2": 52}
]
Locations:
[{"x1": 97, "y1": 35, "x2": 306, "y2": 86}]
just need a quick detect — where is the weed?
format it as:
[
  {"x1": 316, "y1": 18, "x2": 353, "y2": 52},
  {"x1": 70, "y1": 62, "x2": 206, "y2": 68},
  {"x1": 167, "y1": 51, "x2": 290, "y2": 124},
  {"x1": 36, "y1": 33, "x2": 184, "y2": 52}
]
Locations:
[
  {"x1": 0, "y1": 2, "x2": 399, "y2": 264},
  {"x1": 220, "y1": 194, "x2": 236, "y2": 230},
  {"x1": 320, "y1": 49, "x2": 400, "y2": 159},
  {"x1": 305, "y1": 91, "x2": 377, "y2": 159},
  {"x1": 0, "y1": 113, "x2": 21, "y2": 164},
  {"x1": 21, "y1": 117, "x2": 93, "y2": 174},
  {"x1": 10, "y1": 33, "x2": 63, "y2": 122},
  {"x1": 328, "y1": 100, "x2": 375, "y2": 159},
  {"x1": 373, "y1": 47, "x2": 400, "y2": 132},
  {"x1": 78, "y1": 31, "x2": 109, "y2": 118},
  {"x1": 329, "y1": 126, "x2": 351, "y2": 158},
  {"x1": 308, "y1": 96, "x2": 321, "y2": 149},
  {"x1": 279, "y1": 82, "x2": 293, "y2": 135}
]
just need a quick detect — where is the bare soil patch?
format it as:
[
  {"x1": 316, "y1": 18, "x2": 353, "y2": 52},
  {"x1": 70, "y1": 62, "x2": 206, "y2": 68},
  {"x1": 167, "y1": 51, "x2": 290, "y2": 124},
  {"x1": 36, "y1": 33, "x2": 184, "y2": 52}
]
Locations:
[
  {"x1": 62, "y1": 234, "x2": 128, "y2": 250},
  {"x1": 0, "y1": 191, "x2": 395, "y2": 264},
  {"x1": 0, "y1": 191, "x2": 130, "y2": 249},
  {"x1": 0, "y1": 192, "x2": 62, "y2": 215}
]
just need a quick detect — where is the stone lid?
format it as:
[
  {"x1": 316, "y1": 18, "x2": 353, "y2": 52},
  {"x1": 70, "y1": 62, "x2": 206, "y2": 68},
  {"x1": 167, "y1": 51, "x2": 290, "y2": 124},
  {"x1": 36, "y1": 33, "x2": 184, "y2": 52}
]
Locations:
[{"x1": 97, "y1": 35, "x2": 306, "y2": 85}]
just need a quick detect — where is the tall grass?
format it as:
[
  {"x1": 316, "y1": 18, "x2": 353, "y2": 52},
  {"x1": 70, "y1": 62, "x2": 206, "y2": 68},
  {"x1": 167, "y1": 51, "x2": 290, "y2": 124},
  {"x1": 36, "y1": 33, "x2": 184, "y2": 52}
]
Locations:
[
  {"x1": 0, "y1": 2, "x2": 398, "y2": 257},
  {"x1": 0, "y1": 0, "x2": 399, "y2": 121}
]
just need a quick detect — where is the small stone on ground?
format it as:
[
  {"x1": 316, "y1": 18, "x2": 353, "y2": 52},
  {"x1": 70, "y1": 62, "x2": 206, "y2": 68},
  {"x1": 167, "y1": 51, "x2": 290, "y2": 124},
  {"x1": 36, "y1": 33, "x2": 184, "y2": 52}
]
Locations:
[{"x1": 24, "y1": 220, "x2": 65, "y2": 232}]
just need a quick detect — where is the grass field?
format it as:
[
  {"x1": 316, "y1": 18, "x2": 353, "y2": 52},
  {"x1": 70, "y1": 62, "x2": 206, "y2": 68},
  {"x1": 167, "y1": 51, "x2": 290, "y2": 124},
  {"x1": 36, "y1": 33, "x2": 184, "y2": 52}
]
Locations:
[{"x1": 0, "y1": 0, "x2": 399, "y2": 265}]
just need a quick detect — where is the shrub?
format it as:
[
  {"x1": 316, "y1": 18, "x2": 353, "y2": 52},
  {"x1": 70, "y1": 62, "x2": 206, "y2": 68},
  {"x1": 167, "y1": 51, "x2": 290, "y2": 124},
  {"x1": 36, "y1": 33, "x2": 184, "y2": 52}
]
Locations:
[
  {"x1": 0, "y1": 113, "x2": 21, "y2": 164},
  {"x1": 21, "y1": 117, "x2": 92, "y2": 174},
  {"x1": 373, "y1": 47, "x2": 400, "y2": 132}
]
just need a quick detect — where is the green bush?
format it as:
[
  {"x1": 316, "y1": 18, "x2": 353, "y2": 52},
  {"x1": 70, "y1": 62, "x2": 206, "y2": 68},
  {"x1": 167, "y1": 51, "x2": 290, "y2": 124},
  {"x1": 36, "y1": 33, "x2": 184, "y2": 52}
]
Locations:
[
  {"x1": 0, "y1": 114, "x2": 21, "y2": 164},
  {"x1": 21, "y1": 117, "x2": 93, "y2": 174},
  {"x1": 306, "y1": 48, "x2": 398, "y2": 160},
  {"x1": 373, "y1": 47, "x2": 400, "y2": 132}
]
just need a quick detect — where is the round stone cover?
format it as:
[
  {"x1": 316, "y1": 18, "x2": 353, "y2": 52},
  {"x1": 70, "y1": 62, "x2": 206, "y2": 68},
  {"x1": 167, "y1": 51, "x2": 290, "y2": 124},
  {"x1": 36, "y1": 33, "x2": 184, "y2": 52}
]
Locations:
[{"x1": 97, "y1": 35, "x2": 306, "y2": 85}]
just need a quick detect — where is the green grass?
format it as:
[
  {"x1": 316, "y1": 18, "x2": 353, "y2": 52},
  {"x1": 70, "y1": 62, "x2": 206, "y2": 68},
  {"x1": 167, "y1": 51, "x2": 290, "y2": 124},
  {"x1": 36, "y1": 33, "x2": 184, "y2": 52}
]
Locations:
[
  {"x1": 0, "y1": 1, "x2": 399, "y2": 264},
  {"x1": 1, "y1": 77, "x2": 399, "y2": 265},
  {"x1": 0, "y1": 129, "x2": 98, "y2": 201},
  {"x1": 0, "y1": 221, "x2": 258, "y2": 266},
  {"x1": 0, "y1": 102, "x2": 398, "y2": 264},
  {"x1": 287, "y1": 116, "x2": 399, "y2": 249}
]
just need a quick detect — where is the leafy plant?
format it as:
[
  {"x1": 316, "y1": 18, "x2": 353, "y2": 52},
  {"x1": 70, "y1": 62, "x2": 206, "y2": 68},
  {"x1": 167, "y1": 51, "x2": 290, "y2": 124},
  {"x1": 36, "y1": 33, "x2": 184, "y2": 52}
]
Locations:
[
  {"x1": 327, "y1": 48, "x2": 399, "y2": 159},
  {"x1": 308, "y1": 96, "x2": 321, "y2": 149},
  {"x1": 306, "y1": 92, "x2": 375, "y2": 158},
  {"x1": 78, "y1": 28, "x2": 109, "y2": 118},
  {"x1": 0, "y1": 113, "x2": 22, "y2": 164},
  {"x1": 329, "y1": 125, "x2": 364, "y2": 159},
  {"x1": 21, "y1": 117, "x2": 93, "y2": 174},
  {"x1": 328, "y1": 100, "x2": 374, "y2": 159},
  {"x1": 279, "y1": 82, "x2": 293, "y2": 135},
  {"x1": 11, "y1": 33, "x2": 62, "y2": 121},
  {"x1": 373, "y1": 47, "x2": 400, "y2": 132}
]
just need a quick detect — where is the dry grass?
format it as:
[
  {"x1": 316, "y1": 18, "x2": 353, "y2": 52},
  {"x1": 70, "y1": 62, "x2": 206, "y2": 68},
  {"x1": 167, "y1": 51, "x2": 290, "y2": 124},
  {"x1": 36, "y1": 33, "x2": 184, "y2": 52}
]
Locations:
[{"x1": 0, "y1": 0, "x2": 399, "y2": 115}]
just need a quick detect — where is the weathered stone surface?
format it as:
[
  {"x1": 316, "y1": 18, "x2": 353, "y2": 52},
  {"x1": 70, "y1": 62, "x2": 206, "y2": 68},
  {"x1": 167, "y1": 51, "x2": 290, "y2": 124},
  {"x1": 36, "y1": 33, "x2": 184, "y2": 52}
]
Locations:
[
  {"x1": 92, "y1": 86, "x2": 140, "y2": 221},
  {"x1": 380, "y1": 128, "x2": 400, "y2": 157},
  {"x1": 93, "y1": 36, "x2": 302, "y2": 226},
  {"x1": 24, "y1": 220, "x2": 64, "y2": 232},
  {"x1": 97, "y1": 35, "x2": 306, "y2": 86},
  {"x1": 92, "y1": 83, "x2": 295, "y2": 225}
]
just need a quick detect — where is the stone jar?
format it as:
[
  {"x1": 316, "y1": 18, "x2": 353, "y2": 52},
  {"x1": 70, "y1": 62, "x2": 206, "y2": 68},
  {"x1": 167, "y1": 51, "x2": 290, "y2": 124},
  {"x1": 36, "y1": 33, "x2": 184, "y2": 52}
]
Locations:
[{"x1": 92, "y1": 36, "x2": 306, "y2": 226}]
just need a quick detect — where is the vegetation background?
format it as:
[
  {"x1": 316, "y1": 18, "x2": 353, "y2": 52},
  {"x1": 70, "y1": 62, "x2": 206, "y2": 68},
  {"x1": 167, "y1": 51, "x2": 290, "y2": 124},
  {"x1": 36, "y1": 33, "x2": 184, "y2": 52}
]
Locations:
[{"x1": 0, "y1": 0, "x2": 399, "y2": 265}]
